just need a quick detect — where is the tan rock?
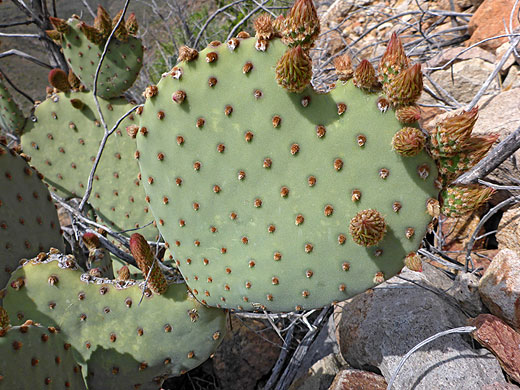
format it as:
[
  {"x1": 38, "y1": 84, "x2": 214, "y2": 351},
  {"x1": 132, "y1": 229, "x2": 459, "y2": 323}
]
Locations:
[
  {"x1": 466, "y1": 0, "x2": 520, "y2": 51},
  {"x1": 496, "y1": 205, "x2": 520, "y2": 254},
  {"x1": 422, "y1": 58, "x2": 499, "y2": 105},
  {"x1": 479, "y1": 249, "x2": 520, "y2": 330},
  {"x1": 426, "y1": 46, "x2": 496, "y2": 69},
  {"x1": 328, "y1": 369, "x2": 387, "y2": 390}
]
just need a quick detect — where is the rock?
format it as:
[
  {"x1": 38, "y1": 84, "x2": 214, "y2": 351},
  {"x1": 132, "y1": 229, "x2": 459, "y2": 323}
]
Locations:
[
  {"x1": 328, "y1": 369, "x2": 387, "y2": 390},
  {"x1": 423, "y1": 58, "x2": 500, "y2": 105},
  {"x1": 471, "y1": 314, "x2": 520, "y2": 383},
  {"x1": 447, "y1": 271, "x2": 485, "y2": 317},
  {"x1": 289, "y1": 354, "x2": 345, "y2": 390},
  {"x1": 466, "y1": 0, "x2": 520, "y2": 51},
  {"x1": 496, "y1": 42, "x2": 519, "y2": 75},
  {"x1": 292, "y1": 315, "x2": 344, "y2": 381},
  {"x1": 496, "y1": 205, "x2": 520, "y2": 254},
  {"x1": 481, "y1": 384, "x2": 520, "y2": 390},
  {"x1": 335, "y1": 263, "x2": 505, "y2": 389},
  {"x1": 503, "y1": 65, "x2": 520, "y2": 90},
  {"x1": 426, "y1": 46, "x2": 496, "y2": 69},
  {"x1": 479, "y1": 249, "x2": 520, "y2": 330},
  {"x1": 212, "y1": 315, "x2": 282, "y2": 390}
]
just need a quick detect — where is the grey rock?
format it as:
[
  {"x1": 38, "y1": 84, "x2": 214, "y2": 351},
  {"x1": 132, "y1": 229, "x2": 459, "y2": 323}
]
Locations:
[
  {"x1": 445, "y1": 271, "x2": 484, "y2": 317},
  {"x1": 288, "y1": 354, "x2": 345, "y2": 390},
  {"x1": 335, "y1": 263, "x2": 505, "y2": 390},
  {"x1": 481, "y1": 383, "x2": 520, "y2": 390},
  {"x1": 289, "y1": 316, "x2": 347, "y2": 390}
]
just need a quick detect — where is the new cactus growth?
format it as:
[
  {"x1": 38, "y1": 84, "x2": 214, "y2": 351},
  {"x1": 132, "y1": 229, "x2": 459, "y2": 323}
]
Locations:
[
  {"x1": 134, "y1": 1, "x2": 442, "y2": 312},
  {"x1": 0, "y1": 143, "x2": 63, "y2": 289},
  {"x1": 0, "y1": 74, "x2": 25, "y2": 133},
  {"x1": 4, "y1": 250, "x2": 227, "y2": 389},
  {"x1": 82, "y1": 232, "x2": 114, "y2": 278},
  {"x1": 20, "y1": 90, "x2": 157, "y2": 240},
  {"x1": 48, "y1": 7, "x2": 143, "y2": 99},
  {"x1": 0, "y1": 316, "x2": 87, "y2": 389}
]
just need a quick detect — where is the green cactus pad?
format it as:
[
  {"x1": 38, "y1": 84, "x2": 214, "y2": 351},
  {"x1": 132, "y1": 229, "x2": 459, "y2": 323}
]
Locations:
[
  {"x1": 0, "y1": 321, "x2": 87, "y2": 389},
  {"x1": 20, "y1": 91, "x2": 157, "y2": 240},
  {"x1": 0, "y1": 74, "x2": 25, "y2": 133},
  {"x1": 0, "y1": 144, "x2": 63, "y2": 289},
  {"x1": 135, "y1": 38, "x2": 438, "y2": 312},
  {"x1": 61, "y1": 18, "x2": 143, "y2": 99},
  {"x1": 4, "y1": 252, "x2": 227, "y2": 389}
]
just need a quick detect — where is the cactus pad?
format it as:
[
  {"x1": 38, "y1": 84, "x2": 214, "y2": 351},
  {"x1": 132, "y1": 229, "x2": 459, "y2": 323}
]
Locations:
[
  {"x1": 0, "y1": 74, "x2": 25, "y2": 133},
  {"x1": 4, "y1": 251, "x2": 227, "y2": 389},
  {"x1": 0, "y1": 321, "x2": 86, "y2": 390},
  {"x1": 0, "y1": 144, "x2": 63, "y2": 289},
  {"x1": 135, "y1": 37, "x2": 438, "y2": 312},
  {"x1": 0, "y1": 320, "x2": 87, "y2": 389},
  {"x1": 57, "y1": 16, "x2": 143, "y2": 98},
  {"x1": 20, "y1": 91, "x2": 157, "y2": 240}
]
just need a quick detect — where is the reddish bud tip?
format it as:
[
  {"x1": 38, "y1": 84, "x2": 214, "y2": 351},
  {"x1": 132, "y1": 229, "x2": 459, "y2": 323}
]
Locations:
[
  {"x1": 391, "y1": 127, "x2": 426, "y2": 157},
  {"x1": 48, "y1": 68, "x2": 71, "y2": 92},
  {"x1": 353, "y1": 59, "x2": 377, "y2": 90},
  {"x1": 386, "y1": 63, "x2": 423, "y2": 106},
  {"x1": 349, "y1": 209, "x2": 387, "y2": 247}
]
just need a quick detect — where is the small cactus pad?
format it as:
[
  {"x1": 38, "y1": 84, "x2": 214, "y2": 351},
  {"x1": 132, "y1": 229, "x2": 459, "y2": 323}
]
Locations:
[
  {"x1": 4, "y1": 251, "x2": 226, "y2": 389},
  {"x1": 55, "y1": 16, "x2": 143, "y2": 98},
  {"x1": 0, "y1": 320, "x2": 87, "y2": 389},
  {"x1": 0, "y1": 74, "x2": 25, "y2": 133},
  {"x1": 136, "y1": 37, "x2": 438, "y2": 311},
  {"x1": 0, "y1": 144, "x2": 63, "y2": 288},
  {"x1": 20, "y1": 91, "x2": 157, "y2": 240}
]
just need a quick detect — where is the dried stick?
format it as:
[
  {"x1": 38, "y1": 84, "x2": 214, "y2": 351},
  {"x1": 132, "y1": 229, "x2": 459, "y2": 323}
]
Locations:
[
  {"x1": 0, "y1": 49, "x2": 52, "y2": 69},
  {"x1": 274, "y1": 306, "x2": 332, "y2": 390},
  {"x1": 264, "y1": 324, "x2": 296, "y2": 390}
]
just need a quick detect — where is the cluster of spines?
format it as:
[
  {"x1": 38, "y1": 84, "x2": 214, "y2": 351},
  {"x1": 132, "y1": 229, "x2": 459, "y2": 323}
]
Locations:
[
  {"x1": 428, "y1": 108, "x2": 497, "y2": 216},
  {"x1": 48, "y1": 6, "x2": 139, "y2": 46}
]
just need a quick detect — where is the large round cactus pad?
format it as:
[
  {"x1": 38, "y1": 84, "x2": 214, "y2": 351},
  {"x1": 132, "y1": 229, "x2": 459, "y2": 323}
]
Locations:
[{"x1": 136, "y1": 38, "x2": 438, "y2": 312}]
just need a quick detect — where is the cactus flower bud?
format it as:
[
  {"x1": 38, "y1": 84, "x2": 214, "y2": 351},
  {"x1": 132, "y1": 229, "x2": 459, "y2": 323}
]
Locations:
[
  {"x1": 275, "y1": 46, "x2": 312, "y2": 93},
  {"x1": 441, "y1": 185, "x2": 495, "y2": 217},
  {"x1": 349, "y1": 209, "x2": 387, "y2": 247},
  {"x1": 391, "y1": 127, "x2": 426, "y2": 157},
  {"x1": 282, "y1": 0, "x2": 320, "y2": 48},
  {"x1": 379, "y1": 33, "x2": 409, "y2": 86},
  {"x1": 254, "y1": 14, "x2": 274, "y2": 40},
  {"x1": 386, "y1": 63, "x2": 423, "y2": 106},
  {"x1": 94, "y1": 5, "x2": 112, "y2": 39},
  {"x1": 395, "y1": 105, "x2": 421, "y2": 123},
  {"x1": 48, "y1": 69, "x2": 71, "y2": 92},
  {"x1": 49, "y1": 17, "x2": 69, "y2": 33},
  {"x1": 178, "y1": 46, "x2": 198, "y2": 62},
  {"x1": 126, "y1": 12, "x2": 139, "y2": 36},
  {"x1": 78, "y1": 22, "x2": 104, "y2": 45},
  {"x1": 129, "y1": 233, "x2": 168, "y2": 294},
  {"x1": 404, "y1": 252, "x2": 422, "y2": 272},
  {"x1": 333, "y1": 54, "x2": 354, "y2": 81},
  {"x1": 353, "y1": 59, "x2": 377, "y2": 90}
]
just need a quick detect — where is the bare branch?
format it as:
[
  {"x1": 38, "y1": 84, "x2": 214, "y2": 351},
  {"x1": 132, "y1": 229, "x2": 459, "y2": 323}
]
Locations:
[{"x1": 0, "y1": 48, "x2": 53, "y2": 69}]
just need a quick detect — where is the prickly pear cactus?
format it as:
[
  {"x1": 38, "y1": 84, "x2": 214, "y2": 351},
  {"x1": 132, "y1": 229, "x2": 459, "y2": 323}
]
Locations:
[
  {"x1": 0, "y1": 313, "x2": 87, "y2": 389},
  {"x1": 4, "y1": 250, "x2": 227, "y2": 389},
  {"x1": 0, "y1": 74, "x2": 25, "y2": 133},
  {"x1": 20, "y1": 91, "x2": 157, "y2": 240},
  {"x1": 0, "y1": 144, "x2": 63, "y2": 289},
  {"x1": 48, "y1": 7, "x2": 143, "y2": 99},
  {"x1": 135, "y1": 16, "x2": 440, "y2": 310}
]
